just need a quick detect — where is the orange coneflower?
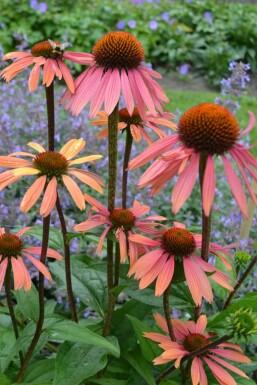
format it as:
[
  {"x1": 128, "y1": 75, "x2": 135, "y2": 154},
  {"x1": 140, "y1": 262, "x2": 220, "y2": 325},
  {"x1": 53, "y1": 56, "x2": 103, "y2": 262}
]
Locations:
[
  {"x1": 129, "y1": 104, "x2": 256, "y2": 218},
  {"x1": 61, "y1": 31, "x2": 169, "y2": 118},
  {"x1": 145, "y1": 313, "x2": 251, "y2": 385},
  {"x1": 0, "y1": 39, "x2": 92, "y2": 92},
  {"x1": 128, "y1": 222, "x2": 235, "y2": 305},
  {"x1": 74, "y1": 195, "x2": 166, "y2": 266},
  {"x1": 0, "y1": 139, "x2": 104, "y2": 217},
  {"x1": 0, "y1": 227, "x2": 62, "y2": 291}
]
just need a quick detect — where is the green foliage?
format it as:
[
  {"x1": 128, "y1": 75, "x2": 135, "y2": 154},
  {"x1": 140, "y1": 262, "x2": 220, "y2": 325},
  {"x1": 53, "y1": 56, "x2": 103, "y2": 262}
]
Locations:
[{"x1": 1, "y1": 0, "x2": 257, "y2": 85}]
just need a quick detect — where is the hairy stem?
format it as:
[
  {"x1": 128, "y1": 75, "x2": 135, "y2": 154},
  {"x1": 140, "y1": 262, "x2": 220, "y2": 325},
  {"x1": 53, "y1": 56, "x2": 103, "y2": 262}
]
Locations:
[
  {"x1": 156, "y1": 334, "x2": 233, "y2": 384},
  {"x1": 199, "y1": 152, "x2": 211, "y2": 262},
  {"x1": 114, "y1": 242, "x2": 120, "y2": 287},
  {"x1": 56, "y1": 194, "x2": 78, "y2": 322},
  {"x1": 163, "y1": 285, "x2": 175, "y2": 341},
  {"x1": 45, "y1": 83, "x2": 55, "y2": 151},
  {"x1": 5, "y1": 261, "x2": 23, "y2": 366},
  {"x1": 16, "y1": 216, "x2": 51, "y2": 383},
  {"x1": 223, "y1": 254, "x2": 257, "y2": 309},
  {"x1": 103, "y1": 104, "x2": 119, "y2": 337},
  {"x1": 122, "y1": 129, "x2": 133, "y2": 209}
]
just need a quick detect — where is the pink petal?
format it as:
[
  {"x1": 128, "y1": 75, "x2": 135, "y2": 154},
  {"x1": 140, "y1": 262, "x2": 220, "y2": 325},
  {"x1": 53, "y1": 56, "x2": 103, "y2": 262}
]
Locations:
[
  {"x1": 204, "y1": 357, "x2": 236, "y2": 385},
  {"x1": 97, "y1": 226, "x2": 111, "y2": 255},
  {"x1": 17, "y1": 257, "x2": 31, "y2": 291},
  {"x1": 222, "y1": 155, "x2": 248, "y2": 218},
  {"x1": 43, "y1": 59, "x2": 55, "y2": 87},
  {"x1": 25, "y1": 246, "x2": 62, "y2": 260},
  {"x1": 68, "y1": 169, "x2": 103, "y2": 194},
  {"x1": 11, "y1": 257, "x2": 25, "y2": 290},
  {"x1": 0, "y1": 259, "x2": 8, "y2": 291},
  {"x1": 62, "y1": 175, "x2": 85, "y2": 211},
  {"x1": 155, "y1": 258, "x2": 175, "y2": 296},
  {"x1": 172, "y1": 153, "x2": 200, "y2": 214},
  {"x1": 15, "y1": 227, "x2": 32, "y2": 237},
  {"x1": 40, "y1": 177, "x2": 57, "y2": 217},
  {"x1": 202, "y1": 155, "x2": 216, "y2": 216},
  {"x1": 24, "y1": 253, "x2": 52, "y2": 281},
  {"x1": 121, "y1": 69, "x2": 134, "y2": 116},
  {"x1": 211, "y1": 348, "x2": 251, "y2": 363},
  {"x1": 132, "y1": 69, "x2": 156, "y2": 115},
  {"x1": 139, "y1": 254, "x2": 168, "y2": 289},
  {"x1": 20, "y1": 175, "x2": 46, "y2": 213},
  {"x1": 57, "y1": 59, "x2": 75, "y2": 93},
  {"x1": 116, "y1": 228, "x2": 127, "y2": 262},
  {"x1": 128, "y1": 248, "x2": 164, "y2": 278},
  {"x1": 195, "y1": 315, "x2": 207, "y2": 334},
  {"x1": 240, "y1": 111, "x2": 256, "y2": 136},
  {"x1": 104, "y1": 68, "x2": 121, "y2": 115},
  {"x1": 128, "y1": 233, "x2": 160, "y2": 247},
  {"x1": 210, "y1": 355, "x2": 249, "y2": 379},
  {"x1": 83, "y1": 192, "x2": 109, "y2": 216},
  {"x1": 128, "y1": 69, "x2": 146, "y2": 119},
  {"x1": 28, "y1": 64, "x2": 41, "y2": 92},
  {"x1": 191, "y1": 357, "x2": 200, "y2": 385}
]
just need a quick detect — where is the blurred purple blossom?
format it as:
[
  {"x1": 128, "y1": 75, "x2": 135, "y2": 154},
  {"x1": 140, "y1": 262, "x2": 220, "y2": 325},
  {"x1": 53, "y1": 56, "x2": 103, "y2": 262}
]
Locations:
[
  {"x1": 179, "y1": 63, "x2": 189, "y2": 75},
  {"x1": 149, "y1": 20, "x2": 158, "y2": 30},
  {"x1": 128, "y1": 19, "x2": 137, "y2": 28},
  {"x1": 169, "y1": 18, "x2": 176, "y2": 25},
  {"x1": 161, "y1": 12, "x2": 169, "y2": 21},
  {"x1": 30, "y1": 0, "x2": 48, "y2": 12},
  {"x1": 116, "y1": 20, "x2": 126, "y2": 30},
  {"x1": 204, "y1": 11, "x2": 213, "y2": 24}
]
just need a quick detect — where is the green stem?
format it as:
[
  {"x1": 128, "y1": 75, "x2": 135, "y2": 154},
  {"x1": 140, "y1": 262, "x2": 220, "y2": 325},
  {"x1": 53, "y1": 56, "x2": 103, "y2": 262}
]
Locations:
[
  {"x1": 56, "y1": 194, "x2": 78, "y2": 322},
  {"x1": 163, "y1": 285, "x2": 175, "y2": 341},
  {"x1": 114, "y1": 242, "x2": 120, "y2": 287},
  {"x1": 5, "y1": 261, "x2": 23, "y2": 366},
  {"x1": 122, "y1": 129, "x2": 133, "y2": 209},
  {"x1": 199, "y1": 152, "x2": 212, "y2": 262},
  {"x1": 156, "y1": 334, "x2": 233, "y2": 384},
  {"x1": 223, "y1": 254, "x2": 257, "y2": 309},
  {"x1": 16, "y1": 215, "x2": 51, "y2": 383},
  {"x1": 103, "y1": 104, "x2": 119, "y2": 337},
  {"x1": 45, "y1": 83, "x2": 55, "y2": 151}
]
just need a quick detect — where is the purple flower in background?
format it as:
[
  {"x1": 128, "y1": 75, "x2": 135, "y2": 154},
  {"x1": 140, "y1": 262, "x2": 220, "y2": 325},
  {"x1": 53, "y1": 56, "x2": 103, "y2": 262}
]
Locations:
[
  {"x1": 179, "y1": 64, "x2": 189, "y2": 75},
  {"x1": 38, "y1": 2, "x2": 47, "y2": 13},
  {"x1": 128, "y1": 19, "x2": 137, "y2": 28},
  {"x1": 30, "y1": 0, "x2": 37, "y2": 8},
  {"x1": 162, "y1": 12, "x2": 169, "y2": 21},
  {"x1": 0, "y1": 23, "x2": 5, "y2": 28},
  {"x1": 149, "y1": 20, "x2": 158, "y2": 30},
  {"x1": 186, "y1": 0, "x2": 192, "y2": 2},
  {"x1": 169, "y1": 18, "x2": 176, "y2": 25},
  {"x1": 116, "y1": 20, "x2": 126, "y2": 30},
  {"x1": 204, "y1": 11, "x2": 213, "y2": 24}
]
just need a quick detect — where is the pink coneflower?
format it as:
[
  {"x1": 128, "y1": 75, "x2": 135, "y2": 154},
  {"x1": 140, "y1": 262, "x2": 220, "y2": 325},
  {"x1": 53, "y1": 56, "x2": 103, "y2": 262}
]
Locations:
[
  {"x1": 0, "y1": 227, "x2": 62, "y2": 291},
  {"x1": 128, "y1": 222, "x2": 234, "y2": 305},
  {"x1": 60, "y1": 31, "x2": 169, "y2": 118},
  {"x1": 0, "y1": 138, "x2": 104, "y2": 217},
  {"x1": 0, "y1": 39, "x2": 92, "y2": 92},
  {"x1": 92, "y1": 108, "x2": 177, "y2": 144},
  {"x1": 129, "y1": 104, "x2": 256, "y2": 218},
  {"x1": 74, "y1": 194, "x2": 166, "y2": 266},
  {"x1": 145, "y1": 313, "x2": 251, "y2": 385}
]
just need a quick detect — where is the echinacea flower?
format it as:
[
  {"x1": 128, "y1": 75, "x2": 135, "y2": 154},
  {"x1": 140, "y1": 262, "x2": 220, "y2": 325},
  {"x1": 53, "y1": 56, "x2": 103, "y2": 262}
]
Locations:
[
  {"x1": 92, "y1": 108, "x2": 176, "y2": 144},
  {"x1": 129, "y1": 104, "x2": 256, "y2": 218},
  {"x1": 0, "y1": 227, "x2": 62, "y2": 291},
  {"x1": 145, "y1": 313, "x2": 251, "y2": 385},
  {"x1": 74, "y1": 194, "x2": 166, "y2": 266},
  {"x1": 61, "y1": 31, "x2": 169, "y2": 118},
  {"x1": 0, "y1": 138, "x2": 104, "y2": 217},
  {"x1": 0, "y1": 39, "x2": 92, "y2": 92},
  {"x1": 128, "y1": 222, "x2": 234, "y2": 305}
]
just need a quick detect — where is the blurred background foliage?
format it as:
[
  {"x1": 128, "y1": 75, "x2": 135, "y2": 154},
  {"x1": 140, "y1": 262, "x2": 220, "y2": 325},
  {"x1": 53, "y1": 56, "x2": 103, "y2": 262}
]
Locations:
[{"x1": 1, "y1": 0, "x2": 257, "y2": 86}]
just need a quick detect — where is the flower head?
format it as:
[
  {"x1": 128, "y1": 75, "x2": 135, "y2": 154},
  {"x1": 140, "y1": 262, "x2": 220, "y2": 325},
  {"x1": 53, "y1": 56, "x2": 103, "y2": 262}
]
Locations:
[
  {"x1": 74, "y1": 195, "x2": 166, "y2": 266},
  {"x1": 145, "y1": 313, "x2": 251, "y2": 385},
  {"x1": 60, "y1": 31, "x2": 169, "y2": 119},
  {"x1": 227, "y1": 308, "x2": 257, "y2": 341},
  {"x1": 0, "y1": 39, "x2": 92, "y2": 92},
  {"x1": 0, "y1": 139, "x2": 104, "y2": 217},
  {"x1": 0, "y1": 227, "x2": 62, "y2": 291},
  {"x1": 129, "y1": 104, "x2": 256, "y2": 218},
  {"x1": 128, "y1": 222, "x2": 235, "y2": 305},
  {"x1": 92, "y1": 108, "x2": 176, "y2": 143}
]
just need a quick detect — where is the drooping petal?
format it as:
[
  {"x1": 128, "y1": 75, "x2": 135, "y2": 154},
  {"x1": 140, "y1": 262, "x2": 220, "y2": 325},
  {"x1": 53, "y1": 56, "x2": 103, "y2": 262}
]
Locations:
[
  {"x1": 128, "y1": 248, "x2": 164, "y2": 278},
  {"x1": 62, "y1": 175, "x2": 85, "y2": 211},
  {"x1": 57, "y1": 59, "x2": 75, "y2": 93},
  {"x1": 20, "y1": 175, "x2": 46, "y2": 213},
  {"x1": 97, "y1": 226, "x2": 111, "y2": 255},
  {"x1": 202, "y1": 155, "x2": 216, "y2": 216},
  {"x1": 116, "y1": 228, "x2": 127, "y2": 262},
  {"x1": 172, "y1": 153, "x2": 200, "y2": 214},
  {"x1": 0, "y1": 259, "x2": 8, "y2": 291},
  {"x1": 11, "y1": 257, "x2": 25, "y2": 290},
  {"x1": 191, "y1": 357, "x2": 201, "y2": 385},
  {"x1": 28, "y1": 64, "x2": 41, "y2": 92},
  {"x1": 121, "y1": 69, "x2": 134, "y2": 116},
  {"x1": 68, "y1": 169, "x2": 103, "y2": 194},
  {"x1": 104, "y1": 68, "x2": 121, "y2": 115},
  {"x1": 25, "y1": 246, "x2": 62, "y2": 260},
  {"x1": 195, "y1": 315, "x2": 207, "y2": 334},
  {"x1": 204, "y1": 357, "x2": 236, "y2": 385},
  {"x1": 23, "y1": 253, "x2": 52, "y2": 281},
  {"x1": 17, "y1": 257, "x2": 32, "y2": 291},
  {"x1": 139, "y1": 254, "x2": 168, "y2": 289},
  {"x1": 155, "y1": 258, "x2": 175, "y2": 296},
  {"x1": 40, "y1": 177, "x2": 57, "y2": 217}
]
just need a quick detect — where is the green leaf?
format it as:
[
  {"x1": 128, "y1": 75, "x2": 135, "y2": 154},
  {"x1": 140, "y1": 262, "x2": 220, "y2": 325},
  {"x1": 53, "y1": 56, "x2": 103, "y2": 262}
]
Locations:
[
  {"x1": 89, "y1": 380, "x2": 127, "y2": 385},
  {"x1": 14, "y1": 285, "x2": 39, "y2": 322},
  {"x1": 0, "y1": 373, "x2": 12, "y2": 385},
  {"x1": 50, "y1": 260, "x2": 107, "y2": 317},
  {"x1": 127, "y1": 315, "x2": 161, "y2": 363},
  {"x1": 46, "y1": 320, "x2": 120, "y2": 357},
  {"x1": 23, "y1": 359, "x2": 55, "y2": 383},
  {"x1": 123, "y1": 348, "x2": 156, "y2": 385},
  {"x1": 53, "y1": 341, "x2": 107, "y2": 385},
  {"x1": 2, "y1": 323, "x2": 48, "y2": 372},
  {"x1": 25, "y1": 226, "x2": 63, "y2": 250}
]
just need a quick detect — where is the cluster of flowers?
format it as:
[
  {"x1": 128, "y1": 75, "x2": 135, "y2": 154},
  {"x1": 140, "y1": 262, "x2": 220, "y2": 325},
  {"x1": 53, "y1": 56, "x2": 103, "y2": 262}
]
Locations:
[{"x1": 1, "y1": 30, "x2": 256, "y2": 384}]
